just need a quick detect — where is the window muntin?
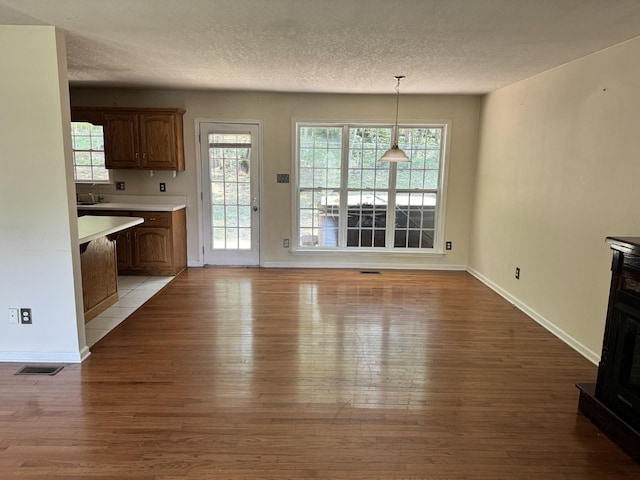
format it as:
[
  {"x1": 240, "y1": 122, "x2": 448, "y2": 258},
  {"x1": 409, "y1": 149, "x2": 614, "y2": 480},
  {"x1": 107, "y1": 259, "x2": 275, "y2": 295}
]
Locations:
[
  {"x1": 71, "y1": 122, "x2": 110, "y2": 183},
  {"x1": 296, "y1": 123, "x2": 446, "y2": 252}
]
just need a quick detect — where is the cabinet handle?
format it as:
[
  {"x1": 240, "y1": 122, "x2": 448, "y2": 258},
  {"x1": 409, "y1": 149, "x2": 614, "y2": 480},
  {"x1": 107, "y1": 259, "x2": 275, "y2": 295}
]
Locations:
[
  {"x1": 143, "y1": 152, "x2": 147, "y2": 160},
  {"x1": 148, "y1": 217, "x2": 156, "y2": 221},
  {"x1": 135, "y1": 152, "x2": 139, "y2": 160}
]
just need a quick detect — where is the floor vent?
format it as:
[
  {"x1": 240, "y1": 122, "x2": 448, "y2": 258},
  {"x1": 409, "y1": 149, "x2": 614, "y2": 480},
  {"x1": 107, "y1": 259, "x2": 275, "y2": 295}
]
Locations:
[
  {"x1": 360, "y1": 271, "x2": 381, "y2": 275},
  {"x1": 15, "y1": 365, "x2": 64, "y2": 376}
]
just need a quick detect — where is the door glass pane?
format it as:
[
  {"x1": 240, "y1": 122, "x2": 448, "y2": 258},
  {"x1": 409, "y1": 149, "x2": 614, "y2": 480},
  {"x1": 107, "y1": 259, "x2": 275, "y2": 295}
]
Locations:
[{"x1": 209, "y1": 133, "x2": 252, "y2": 250}]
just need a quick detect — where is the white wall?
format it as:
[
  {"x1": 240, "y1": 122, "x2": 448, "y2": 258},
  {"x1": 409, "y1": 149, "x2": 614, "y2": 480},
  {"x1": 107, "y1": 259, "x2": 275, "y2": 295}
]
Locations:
[
  {"x1": 71, "y1": 89, "x2": 481, "y2": 270},
  {"x1": 469, "y1": 36, "x2": 640, "y2": 363},
  {"x1": 0, "y1": 26, "x2": 88, "y2": 362}
]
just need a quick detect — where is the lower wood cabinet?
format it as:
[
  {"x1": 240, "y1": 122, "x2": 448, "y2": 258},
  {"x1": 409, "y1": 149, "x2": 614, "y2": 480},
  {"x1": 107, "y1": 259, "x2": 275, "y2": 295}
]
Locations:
[
  {"x1": 80, "y1": 236, "x2": 119, "y2": 322},
  {"x1": 114, "y1": 229, "x2": 134, "y2": 270},
  {"x1": 80, "y1": 208, "x2": 187, "y2": 276}
]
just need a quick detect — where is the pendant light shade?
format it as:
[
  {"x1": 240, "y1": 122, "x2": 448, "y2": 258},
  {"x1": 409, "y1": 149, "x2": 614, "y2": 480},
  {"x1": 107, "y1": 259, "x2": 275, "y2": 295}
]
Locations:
[
  {"x1": 380, "y1": 75, "x2": 410, "y2": 162},
  {"x1": 380, "y1": 144, "x2": 410, "y2": 162}
]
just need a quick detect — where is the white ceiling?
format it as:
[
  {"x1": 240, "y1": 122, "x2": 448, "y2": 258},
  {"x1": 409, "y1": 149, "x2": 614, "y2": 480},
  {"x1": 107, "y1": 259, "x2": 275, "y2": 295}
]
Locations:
[{"x1": 2, "y1": 0, "x2": 640, "y2": 94}]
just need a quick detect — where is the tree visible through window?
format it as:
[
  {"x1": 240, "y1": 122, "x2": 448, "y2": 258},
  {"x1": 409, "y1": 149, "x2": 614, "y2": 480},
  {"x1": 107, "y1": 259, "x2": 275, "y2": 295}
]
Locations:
[
  {"x1": 296, "y1": 123, "x2": 446, "y2": 251},
  {"x1": 71, "y1": 122, "x2": 109, "y2": 183}
]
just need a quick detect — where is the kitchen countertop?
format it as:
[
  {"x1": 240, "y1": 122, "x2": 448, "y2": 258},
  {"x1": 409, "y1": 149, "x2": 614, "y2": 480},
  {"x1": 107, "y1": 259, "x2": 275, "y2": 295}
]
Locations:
[
  {"x1": 75, "y1": 194, "x2": 187, "y2": 212},
  {"x1": 77, "y1": 202, "x2": 187, "y2": 212},
  {"x1": 78, "y1": 215, "x2": 144, "y2": 245}
]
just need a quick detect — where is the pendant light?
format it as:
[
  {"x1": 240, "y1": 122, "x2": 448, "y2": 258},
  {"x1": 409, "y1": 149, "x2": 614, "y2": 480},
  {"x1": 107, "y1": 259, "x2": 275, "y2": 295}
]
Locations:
[{"x1": 380, "y1": 75, "x2": 410, "y2": 162}]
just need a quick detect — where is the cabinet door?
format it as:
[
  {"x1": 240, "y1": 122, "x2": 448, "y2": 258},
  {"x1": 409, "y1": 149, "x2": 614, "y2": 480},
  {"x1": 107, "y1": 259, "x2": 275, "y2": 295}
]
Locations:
[
  {"x1": 104, "y1": 112, "x2": 140, "y2": 168},
  {"x1": 139, "y1": 114, "x2": 178, "y2": 169},
  {"x1": 115, "y1": 230, "x2": 133, "y2": 270},
  {"x1": 133, "y1": 227, "x2": 172, "y2": 268}
]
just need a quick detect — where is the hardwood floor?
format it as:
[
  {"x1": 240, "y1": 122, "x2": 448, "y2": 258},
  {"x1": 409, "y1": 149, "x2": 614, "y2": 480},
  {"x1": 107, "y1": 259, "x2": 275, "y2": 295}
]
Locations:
[{"x1": 1, "y1": 268, "x2": 638, "y2": 479}]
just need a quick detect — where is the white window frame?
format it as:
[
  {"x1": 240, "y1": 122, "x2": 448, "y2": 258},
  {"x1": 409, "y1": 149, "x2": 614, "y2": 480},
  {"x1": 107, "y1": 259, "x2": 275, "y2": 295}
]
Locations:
[
  {"x1": 71, "y1": 121, "x2": 112, "y2": 184},
  {"x1": 293, "y1": 120, "x2": 450, "y2": 254}
]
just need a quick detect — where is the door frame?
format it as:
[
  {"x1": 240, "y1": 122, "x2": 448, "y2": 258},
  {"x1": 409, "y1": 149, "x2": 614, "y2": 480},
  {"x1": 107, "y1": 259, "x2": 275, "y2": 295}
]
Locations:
[{"x1": 194, "y1": 118, "x2": 264, "y2": 267}]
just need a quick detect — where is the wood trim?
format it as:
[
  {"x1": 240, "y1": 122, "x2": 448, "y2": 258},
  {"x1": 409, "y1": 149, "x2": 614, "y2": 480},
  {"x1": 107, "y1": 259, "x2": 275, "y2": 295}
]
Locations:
[
  {"x1": 70, "y1": 107, "x2": 105, "y2": 125},
  {"x1": 71, "y1": 106, "x2": 186, "y2": 115}
]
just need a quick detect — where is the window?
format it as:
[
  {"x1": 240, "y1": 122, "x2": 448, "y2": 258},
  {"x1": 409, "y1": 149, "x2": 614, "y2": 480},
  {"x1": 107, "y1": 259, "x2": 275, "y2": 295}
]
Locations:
[
  {"x1": 296, "y1": 123, "x2": 447, "y2": 251},
  {"x1": 71, "y1": 122, "x2": 110, "y2": 183}
]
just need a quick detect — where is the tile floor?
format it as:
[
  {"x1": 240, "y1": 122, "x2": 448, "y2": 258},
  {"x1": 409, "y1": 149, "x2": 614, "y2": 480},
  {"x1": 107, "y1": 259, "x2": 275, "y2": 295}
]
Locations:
[{"x1": 85, "y1": 275, "x2": 174, "y2": 347}]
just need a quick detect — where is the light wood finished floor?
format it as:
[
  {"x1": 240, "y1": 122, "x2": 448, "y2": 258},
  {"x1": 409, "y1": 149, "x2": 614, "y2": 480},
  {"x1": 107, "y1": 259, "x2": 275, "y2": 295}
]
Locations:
[{"x1": 1, "y1": 268, "x2": 638, "y2": 479}]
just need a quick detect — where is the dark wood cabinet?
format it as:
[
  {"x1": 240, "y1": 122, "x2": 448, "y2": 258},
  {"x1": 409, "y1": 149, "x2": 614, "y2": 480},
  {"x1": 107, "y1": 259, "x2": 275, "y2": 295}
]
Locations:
[
  {"x1": 71, "y1": 107, "x2": 186, "y2": 171},
  {"x1": 577, "y1": 236, "x2": 640, "y2": 462}
]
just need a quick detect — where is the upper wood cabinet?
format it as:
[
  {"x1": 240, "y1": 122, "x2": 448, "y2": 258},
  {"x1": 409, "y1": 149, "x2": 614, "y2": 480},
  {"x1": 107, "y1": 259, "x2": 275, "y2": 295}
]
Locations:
[
  {"x1": 71, "y1": 107, "x2": 186, "y2": 171},
  {"x1": 103, "y1": 112, "x2": 139, "y2": 169},
  {"x1": 139, "y1": 113, "x2": 181, "y2": 170}
]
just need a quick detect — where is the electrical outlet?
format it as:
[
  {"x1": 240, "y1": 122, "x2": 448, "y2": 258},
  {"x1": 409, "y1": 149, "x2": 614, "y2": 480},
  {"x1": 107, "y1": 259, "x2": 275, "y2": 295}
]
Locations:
[
  {"x1": 160, "y1": 182, "x2": 166, "y2": 192},
  {"x1": 515, "y1": 267, "x2": 520, "y2": 280},
  {"x1": 116, "y1": 181, "x2": 125, "y2": 191},
  {"x1": 20, "y1": 308, "x2": 32, "y2": 324},
  {"x1": 8, "y1": 308, "x2": 19, "y2": 324},
  {"x1": 283, "y1": 239, "x2": 290, "y2": 248},
  {"x1": 445, "y1": 241, "x2": 452, "y2": 250}
]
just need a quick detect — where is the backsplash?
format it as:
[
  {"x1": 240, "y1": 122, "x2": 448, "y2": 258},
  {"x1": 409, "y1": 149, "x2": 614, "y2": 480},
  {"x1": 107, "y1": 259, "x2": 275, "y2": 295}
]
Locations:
[{"x1": 76, "y1": 193, "x2": 187, "y2": 205}]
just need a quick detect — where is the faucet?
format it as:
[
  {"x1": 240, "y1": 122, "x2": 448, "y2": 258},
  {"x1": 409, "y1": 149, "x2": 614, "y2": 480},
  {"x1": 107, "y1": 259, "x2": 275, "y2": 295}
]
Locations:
[{"x1": 91, "y1": 184, "x2": 104, "y2": 203}]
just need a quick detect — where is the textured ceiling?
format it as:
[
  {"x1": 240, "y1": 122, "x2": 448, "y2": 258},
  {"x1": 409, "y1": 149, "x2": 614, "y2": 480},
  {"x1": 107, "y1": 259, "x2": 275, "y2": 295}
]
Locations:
[{"x1": 2, "y1": 0, "x2": 640, "y2": 94}]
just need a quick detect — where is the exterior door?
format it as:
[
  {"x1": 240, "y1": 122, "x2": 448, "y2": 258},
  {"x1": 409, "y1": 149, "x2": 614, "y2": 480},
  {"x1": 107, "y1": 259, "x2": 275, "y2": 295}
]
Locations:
[{"x1": 200, "y1": 122, "x2": 260, "y2": 265}]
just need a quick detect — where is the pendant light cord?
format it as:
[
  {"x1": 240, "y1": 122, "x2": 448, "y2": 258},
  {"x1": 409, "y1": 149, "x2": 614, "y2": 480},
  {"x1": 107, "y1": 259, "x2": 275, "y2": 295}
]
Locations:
[{"x1": 393, "y1": 75, "x2": 405, "y2": 147}]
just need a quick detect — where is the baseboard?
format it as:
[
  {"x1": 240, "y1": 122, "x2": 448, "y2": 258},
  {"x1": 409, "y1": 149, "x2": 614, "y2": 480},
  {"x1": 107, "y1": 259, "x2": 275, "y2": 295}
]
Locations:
[
  {"x1": 0, "y1": 348, "x2": 90, "y2": 364},
  {"x1": 79, "y1": 345, "x2": 92, "y2": 362},
  {"x1": 467, "y1": 267, "x2": 601, "y2": 365},
  {"x1": 261, "y1": 261, "x2": 468, "y2": 270}
]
